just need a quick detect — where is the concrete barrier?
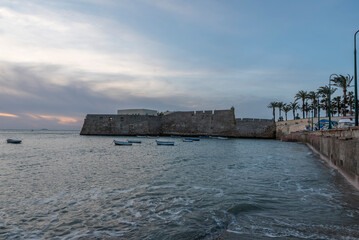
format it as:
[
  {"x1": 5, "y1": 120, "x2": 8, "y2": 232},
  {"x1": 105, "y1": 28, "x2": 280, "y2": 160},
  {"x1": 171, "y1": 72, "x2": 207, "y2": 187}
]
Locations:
[{"x1": 281, "y1": 127, "x2": 359, "y2": 190}]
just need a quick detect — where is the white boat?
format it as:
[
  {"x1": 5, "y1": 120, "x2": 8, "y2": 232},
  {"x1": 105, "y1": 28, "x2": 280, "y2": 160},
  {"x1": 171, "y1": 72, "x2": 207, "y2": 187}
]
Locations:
[
  {"x1": 184, "y1": 137, "x2": 200, "y2": 141},
  {"x1": 217, "y1": 137, "x2": 229, "y2": 140},
  {"x1": 183, "y1": 139, "x2": 193, "y2": 142},
  {"x1": 7, "y1": 139, "x2": 22, "y2": 144},
  {"x1": 113, "y1": 140, "x2": 132, "y2": 146},
  {"x1": 128, "y1": 140, "x2": 142, "y2": 144},
  {"x1": 156, "y1": 140, "x2": 174, "y2": 146}
]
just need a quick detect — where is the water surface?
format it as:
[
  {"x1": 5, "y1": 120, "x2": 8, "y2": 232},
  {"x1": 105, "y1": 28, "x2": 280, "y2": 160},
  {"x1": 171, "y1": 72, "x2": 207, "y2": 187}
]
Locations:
[{"x1": 0, "y1": 130, "x2": 358, "y2": 239}]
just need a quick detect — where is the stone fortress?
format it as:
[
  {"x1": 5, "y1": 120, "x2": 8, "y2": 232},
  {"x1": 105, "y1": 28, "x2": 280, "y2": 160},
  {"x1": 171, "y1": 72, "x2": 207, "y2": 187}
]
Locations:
[{"x1": 80, "y1": 108, "x2": 276, "y2": 138}]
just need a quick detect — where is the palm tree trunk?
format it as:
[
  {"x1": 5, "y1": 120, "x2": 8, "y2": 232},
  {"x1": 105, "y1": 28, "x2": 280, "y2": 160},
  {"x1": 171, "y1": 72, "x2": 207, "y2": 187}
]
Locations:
[
  {"x1": 326, "y1": 99, "x2": 329, "y2": 117},
  {"x1": 343, "y1": 89, "x2": 347, "y2": 116},
  {"x1": 272, "y1": 107, "x2": 275, "y2": 121},
  {"x1": 302, "y1": 99, "x2": 305, "y2": 119}
]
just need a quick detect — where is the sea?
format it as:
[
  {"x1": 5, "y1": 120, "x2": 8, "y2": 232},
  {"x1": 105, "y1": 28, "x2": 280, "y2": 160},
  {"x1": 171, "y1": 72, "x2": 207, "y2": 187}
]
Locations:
[{"x1": 0, "y1": 130, "x2": 359, "y2": 240}]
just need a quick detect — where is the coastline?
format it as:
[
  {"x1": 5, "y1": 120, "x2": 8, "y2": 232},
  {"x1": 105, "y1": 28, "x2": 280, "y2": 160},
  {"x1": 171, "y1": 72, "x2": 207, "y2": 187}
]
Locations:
[{"x1": 280, "y1": 126, "x2": 359, "y2": 191}]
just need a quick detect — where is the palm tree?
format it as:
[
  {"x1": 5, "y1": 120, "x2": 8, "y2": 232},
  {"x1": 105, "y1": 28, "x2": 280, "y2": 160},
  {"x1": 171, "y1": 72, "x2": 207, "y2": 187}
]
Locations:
[
  {"x1": 267, "y1": 102, "x2": 277, "y2": 121},
  {"x1": 317, "y1": 86, "x2": 337, "y2": 117},
  {"x1": 331, "y1": 74, "x2": 353, "y2": 116},
  {"x1": 347, "y1": 91, "x2": 354, "y2": 115},
  {"x1": 282, "y1": 104, "x2": 291, "y2": 121},
  {"x1": 304, "y1": 101, "x2": 310, "y2": 118},
  {"x1": 277, "y1": 102, "x2": 284, "y2": 118},
  {"x1": 332, "y1": 96, "x2": 342, "y2": 116},
  {"x1": 295, "y1": 90, "x2": 308, "y2": 119},
  {"x1": 289, "y1": 101, "x2": 299, "y2": 120},
  {"x1": 307, "y1": 91, "x2": 318, "y2": 117}
]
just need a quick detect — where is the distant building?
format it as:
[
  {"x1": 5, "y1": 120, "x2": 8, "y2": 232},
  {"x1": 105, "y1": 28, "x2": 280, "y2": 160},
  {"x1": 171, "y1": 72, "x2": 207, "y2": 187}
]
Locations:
[{"x1": 117, "y1": 109, "x2": 157, "y2": 116}]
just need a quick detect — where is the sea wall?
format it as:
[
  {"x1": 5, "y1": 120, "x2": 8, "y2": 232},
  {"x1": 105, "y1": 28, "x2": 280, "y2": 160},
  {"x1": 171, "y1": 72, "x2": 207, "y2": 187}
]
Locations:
[
  {"x1": 161, "y1": 109, "x2": 236, "y2": 136},
  {"x1": 80, "y1": 109, "x2": 276, "y2": 138},
  {"x1": 281, "y1": 128, "x2": 359, "y2": 189},
  {"x1": 236, "y1": 118, "x2": 276, "y2": 138},
  {"x1": 80, "y1": 114, "x2": 161, "y2": 136}
]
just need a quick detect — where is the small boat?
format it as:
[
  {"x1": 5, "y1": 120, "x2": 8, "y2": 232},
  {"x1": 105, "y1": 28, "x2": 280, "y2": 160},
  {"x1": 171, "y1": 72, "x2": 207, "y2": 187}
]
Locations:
[
  {"x1": 136, "y1": 136, "x2": 147, "y2": 138},
  {"x1": 184, "y1": 137, "x2": 200, "y2": 141},
  {"x1": 127, "y1": 140, "x2": 141, "y2": 144},
  {"x1": 217, "y1": 137, "x2": 229, "y2": 140},
  {"x1": 7, "y1": 139, "x2": 22, "y2": 144},
  {"x1": 113, "y1": 140, "x2": 132, "y2": 146},
  {"x1": 156, "y1": 140, "x2": 174, "y2": 146},
  {"x1": 183, "y1": 139, "x2": 193, "y2": 142}
]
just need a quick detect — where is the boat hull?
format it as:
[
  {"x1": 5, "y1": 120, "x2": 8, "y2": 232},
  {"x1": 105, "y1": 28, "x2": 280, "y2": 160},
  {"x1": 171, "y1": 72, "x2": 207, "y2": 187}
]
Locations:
[
  {"x1": 184, "y1": 138, "x2": 200, "y2": 141},
  {"x1": 113, "y1": 140, "x2": 132, "y2": 146},
  {"x1": 7, "y1": 139, "x2": 22, "y2": 144},
  {"x1": 156, "y1": 140, "x2": 174, "y2": 146}
]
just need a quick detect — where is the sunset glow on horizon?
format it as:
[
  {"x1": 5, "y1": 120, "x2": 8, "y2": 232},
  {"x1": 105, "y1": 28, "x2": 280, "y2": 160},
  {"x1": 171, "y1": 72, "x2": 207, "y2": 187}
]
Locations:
[{"x1": 0, "y1": 113, "x2": 19, "y2": 118}]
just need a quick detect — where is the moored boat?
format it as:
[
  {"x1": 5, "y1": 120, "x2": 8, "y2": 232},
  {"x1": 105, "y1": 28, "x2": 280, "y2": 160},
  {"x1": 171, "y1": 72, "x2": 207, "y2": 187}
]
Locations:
[
  {"x1": 156, "y1": 140, "x2": 174, "y2": 146},
  {"x1": 7, "y1": 139, "x2": 22, "y2": 144},
  {"x1": 127, "y1": 140, "x2": 142, "y2": 144},
  {"x1": 217, "y1": 137, "x2": 229, "y2": 140},
  {"x1": 183, "y1": 139, "x2": 193, "y2": 142},
  {"x1": 184, "y1": 137, "x2": 200, "y2": 141},
  {"x1": 113, "y1": 140, "x2": 132, "y2": 146}
]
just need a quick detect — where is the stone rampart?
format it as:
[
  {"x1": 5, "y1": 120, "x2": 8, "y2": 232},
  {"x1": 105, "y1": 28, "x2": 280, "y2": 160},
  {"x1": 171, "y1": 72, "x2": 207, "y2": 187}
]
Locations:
[
  {"x1": 281, "y1": 127, "x2": 359, "y2": 190},
  {"x1": 80, "y1": 114, "x2": 161, "y2": 136},
  {"x1": 80, "y1": 109, "x2": 276, "y2": 138},
  {"x1": 236, "y1": 118, "x2": 276, "y2": 138},
  {"x1": 161, "y1": 109, "x2": 236, "y2": 136}
]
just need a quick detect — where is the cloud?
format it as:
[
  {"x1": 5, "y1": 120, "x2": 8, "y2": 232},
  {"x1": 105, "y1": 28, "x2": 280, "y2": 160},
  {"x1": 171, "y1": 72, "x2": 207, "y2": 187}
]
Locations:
[
  {"x1": 0, "y1": 5, "x2": 171, "y2": 77},
  {"x1": 0, "y1": 59, "x2": 309, "y2": 130},
  {"x1": 36, "y1": 115, "x2": 79, "y2": 125},
  {"x1": 0, "y1": 113, "x2": 19, "y2": 118},
  {"x1": 0, "y1": 0, "x2": 334, "y2": 130}
]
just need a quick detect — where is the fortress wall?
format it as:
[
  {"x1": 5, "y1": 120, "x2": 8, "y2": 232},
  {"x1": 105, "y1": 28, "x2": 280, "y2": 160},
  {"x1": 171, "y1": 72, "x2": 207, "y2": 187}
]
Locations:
[
  {"x1": 161, "y1": 109, "x2": 236, "y2": 136},
  {"x1": 161, "y1": 111, "x2": 211, "y2": 136},
  {"x1": 80, "y1": 109, "x2": 276, "y2": 138},
  {"x1": 211, "y1": 109, "x2": 236, "y2": 135},
  {"x1": 234, "y1": 118, "x2": 276, "y2": 138},
  {"x1": 80, "y1": 114, "x2": 161, "y2": 136}
]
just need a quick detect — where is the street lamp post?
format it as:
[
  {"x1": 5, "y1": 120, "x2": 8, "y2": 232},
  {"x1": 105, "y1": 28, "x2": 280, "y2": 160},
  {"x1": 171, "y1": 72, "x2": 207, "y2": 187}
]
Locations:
[
  {"x1": 328, "y1": 74, "x2": 339, "y2": 129},
  {"x1": 317, "y1": 97, "x2": 320, "y2": 130},
  {"x1": 354, "y1": 30, "x2": 359, "y2": 126},
  {"x1": 311, "y1": 109, "x2": 314, "y2": 131}
]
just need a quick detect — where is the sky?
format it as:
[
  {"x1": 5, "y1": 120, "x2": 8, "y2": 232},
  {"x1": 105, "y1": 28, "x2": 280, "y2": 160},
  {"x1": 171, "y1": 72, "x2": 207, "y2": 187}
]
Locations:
[{"x1": 0, "y1": 0, "x2": 359, "y2": 129}]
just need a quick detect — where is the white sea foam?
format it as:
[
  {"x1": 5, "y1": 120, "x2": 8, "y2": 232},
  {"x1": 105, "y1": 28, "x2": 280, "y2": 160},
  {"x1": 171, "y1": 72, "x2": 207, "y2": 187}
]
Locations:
[
  {"x1": 42, "y1": 191, "x2": 66, "y2": 204},
  {"x1": 149, "y1": 185, "x2": 177, "y2": 190},
  {"x1": 115, "y1": 187, "x2": 135, "y2": 194},
  {"x1": 226, "y1": 229, "x2": 243, "y2": 234}
]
